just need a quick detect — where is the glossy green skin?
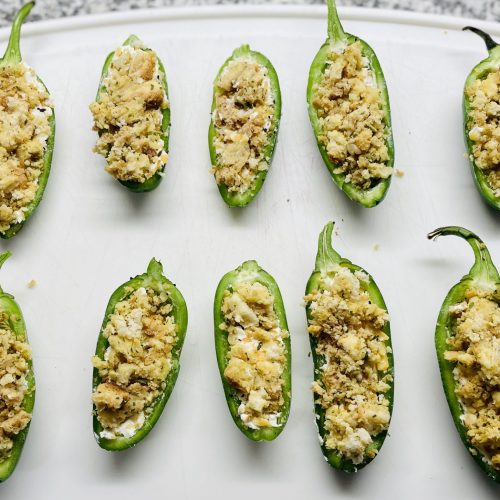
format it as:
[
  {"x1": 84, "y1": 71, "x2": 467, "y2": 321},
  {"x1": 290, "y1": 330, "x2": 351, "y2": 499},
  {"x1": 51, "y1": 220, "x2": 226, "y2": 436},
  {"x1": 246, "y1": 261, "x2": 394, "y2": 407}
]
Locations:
[
  {"x1": 0, "y1": 252, "x2": 35, "y2": 482},
  {"x1": 0, "y1": 2, "x2": 55, "y2": 239},
  {"x1": 428, "y1": 226, "x2": 500, "y2": 483},
  {"x1": 95, "y1": 35, "x2": 170, "y2": 193},
  {"x1": 92, "y1": 258, "x2": 188, "y2": 451},
  {"x1": 305, "y1": 222, "x2": 394, "y2": 472},
  {"x1": 213, "y1": 260, "x2": 291, "y2": 441},
  {"x1": 307, "y1": 0, "x2": 394, "y2": 208},
  {"x1": 208, "y1": 45, "x2": 282, "y2": 207},
  {"x1": 462, "y1": 30, "x2": 500, "y2": 210}
]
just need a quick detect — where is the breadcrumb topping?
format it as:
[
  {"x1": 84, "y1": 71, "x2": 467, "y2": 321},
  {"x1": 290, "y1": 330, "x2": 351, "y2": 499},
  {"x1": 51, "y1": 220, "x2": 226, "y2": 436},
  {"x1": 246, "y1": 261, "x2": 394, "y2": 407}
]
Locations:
[
  {"x1": 220, "y1": 281, "x2": 288, "y2": 429},
  {"x1": 0, "y1": 315, "x2": 32, "y2": 460},
  {"x1": 311, "y1": 42, "x2": 391, "y2": 189},
  {"x1": 0, "y1": 63, "x2": 52, "y2": 232},
  {"x1": 305, "y1": 266, "x2": 391, "y2": 465},
  {"x1": 445, "y1": 289, "x2": 500, "y2": 469},
  {"x1": 466, "y1": 70, "x2": 500, "y2": 196},
  {"x1": 90, "y1": 41, "x2": 169, "y2": 184},
  {"x1": 92, "y1": 286, "x2": 176, "y2": 439},
  {"x1": 212, "y1": 57, "x2": 275, "y2": 193}
]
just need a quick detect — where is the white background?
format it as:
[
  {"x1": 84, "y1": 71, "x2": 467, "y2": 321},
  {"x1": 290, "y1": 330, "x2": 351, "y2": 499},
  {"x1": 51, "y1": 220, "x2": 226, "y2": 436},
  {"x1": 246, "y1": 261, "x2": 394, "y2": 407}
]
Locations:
[{"x1": 0, "y1": 6, "x2": 498, "y2": 499}]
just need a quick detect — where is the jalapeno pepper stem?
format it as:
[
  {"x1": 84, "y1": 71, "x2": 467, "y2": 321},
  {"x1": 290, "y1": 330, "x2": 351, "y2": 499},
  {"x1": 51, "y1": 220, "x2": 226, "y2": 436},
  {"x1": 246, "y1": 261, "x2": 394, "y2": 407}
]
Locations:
[
  {"x1": 147, "y1": 258, "x2": 164, "y2": 281},
  {"x1": 428, "y1": 226, "x2": 499, "y2": 285},
  {"x1": 327, "y1": 0, "x2": 346, "y2": 41},
  {"x1": 315, "y1": 221, "x2": 342, "y2": 272},
  {"x1": 463, "y1": 26, "x2": 499, "y2": 52},
  {"x1": 0, "y1": 2, "x2": 35, "y2": 66}
]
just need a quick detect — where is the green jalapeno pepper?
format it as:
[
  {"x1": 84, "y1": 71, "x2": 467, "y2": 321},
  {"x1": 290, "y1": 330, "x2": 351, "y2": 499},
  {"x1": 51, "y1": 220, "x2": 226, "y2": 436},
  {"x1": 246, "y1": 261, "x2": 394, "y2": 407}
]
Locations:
[
  {"x1": 462, "y1": 27, "x2": 500, "y2": 210},
  {"x1": 305, "y1": 222, "x2": 394, "y2": 471},
  {"x1": 428, "y1": 226, "x2": 499, "y2": 482},
  {"x1": 0, "y1": 252, "x2": 35, "y2": 481},
  {"x1": 92, "y1": 258, "x2": 187, "y2": 451},
  {"x1": 307, "y1": 0, "x2": 394, "y2": 208},
  {"x1": 208, "y1": 45, "x2": 282, "y2": 207},
  {"x1": 94, "y1": 35, "x2": 170, "y2": 193},
  {"x1": 213, "y1": 260, "x2": 291, "y2": 441},
  {"x1": 0, "y1": 2, "x2": 55, "y2": 239}
]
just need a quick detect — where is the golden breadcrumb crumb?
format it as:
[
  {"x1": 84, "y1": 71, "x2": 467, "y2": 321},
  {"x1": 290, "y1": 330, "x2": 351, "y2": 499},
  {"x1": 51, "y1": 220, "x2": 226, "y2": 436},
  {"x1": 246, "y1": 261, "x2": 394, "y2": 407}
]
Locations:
[
  {"x1": 92, "y1": 286, "x2": 176, "y2": 438},
  {"x1": 221, "y1": 281, "x2": 287, "y2": 429},
  {"x1": 212, "y1": 58, "x2": 275, "y2": 193},
  {"x1": 311, "y1": 42, "x2": 391, "y2": 189},
  {"x1": 445, "y1": 289, "x2": 500, "y2": 469},
  {"x1": 305, "y1": 266, "x2": 391, "y2": 464},
  {"x1": 0, "y1": 63, "x2": 52, "y2": 232}
]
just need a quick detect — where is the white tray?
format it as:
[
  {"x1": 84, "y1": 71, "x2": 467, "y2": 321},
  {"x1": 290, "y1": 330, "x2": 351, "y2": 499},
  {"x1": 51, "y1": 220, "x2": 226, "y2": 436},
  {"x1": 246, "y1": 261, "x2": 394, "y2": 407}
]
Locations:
[{"x1": 0, "y1": 5, "x2": 498, "y2": 499}]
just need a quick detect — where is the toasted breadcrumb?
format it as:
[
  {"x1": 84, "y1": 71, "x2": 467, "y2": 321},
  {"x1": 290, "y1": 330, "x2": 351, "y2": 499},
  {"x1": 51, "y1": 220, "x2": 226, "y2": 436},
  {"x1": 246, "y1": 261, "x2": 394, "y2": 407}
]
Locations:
[
  {"x1": 0, "y1": 63, "x2": 52, "y2": 232},
  {"x1": 27, "y1": 280, "x2": 36, "y2": 289},
  {"x1": 92, "y1": 286, "x2": 176, "y2": 438},
  {"x1": 221, "y1": 281, "x2": 287, "y2": 429},
  {"x1": 395, "y1": 169, "x2": 404, "y2": 178},
  {"x1": 445, "y1": 290, "x2": 500, "y2": 469},
  {"x1": 90, "y1": 40, "x2": 168, "y2": 184},
  {"x1": 0, "y1": 314, "x2": 32, "y2": 459},
  {"x1": 466, "y1": 70, "x2": 500, "y2": 196},
  {"x1": 305, "y1": 266, "x2": 391, "y2": 464},
  {"x1": 212, "y1": 58, "x2": 275, "y2": 193},
  {"x1": 311, "y1": 42, "x2": 391, "y2": 189}
]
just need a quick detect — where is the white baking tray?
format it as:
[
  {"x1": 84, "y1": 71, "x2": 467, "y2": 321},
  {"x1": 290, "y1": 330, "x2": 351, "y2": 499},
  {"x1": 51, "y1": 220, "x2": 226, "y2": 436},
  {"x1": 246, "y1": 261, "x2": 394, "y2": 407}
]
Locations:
[{"x1": 0, "y1": 5, "x2": 498, "y2": 499}]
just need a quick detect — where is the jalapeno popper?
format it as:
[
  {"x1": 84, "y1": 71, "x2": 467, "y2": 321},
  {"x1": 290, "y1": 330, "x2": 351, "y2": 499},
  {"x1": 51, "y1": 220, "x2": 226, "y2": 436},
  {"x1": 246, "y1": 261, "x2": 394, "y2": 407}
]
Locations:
[
  {"x1": 307, "y1": 0, "x2": 394, "y2": 207},
  {"x1": 304, "y1": 222, "x2": 394, "y2": 471},
  {"x1": 0, "y1": 252, "x2": 35, "y2": 482},
  {"x1": 90, "y1": 35, "x2": 170, "y2": 193},
  {"x1": 462, "y1": 27, "x2": 500, "y2": 210},
  {"x1": 92, "y1": 259, "x2": 187, "y2": 451},
  {"x1": 0, "y1": 2, "x2": 55, "y2": 239},
  {"x1": 428, "y1": 226, "x2": 499, "y2": 482},
  {"x1": 214, "y1": 261, "x2": 291, "y2": 440},
  {"x1": 209, "y1": 45, "x2": 281, "y2": 207}
]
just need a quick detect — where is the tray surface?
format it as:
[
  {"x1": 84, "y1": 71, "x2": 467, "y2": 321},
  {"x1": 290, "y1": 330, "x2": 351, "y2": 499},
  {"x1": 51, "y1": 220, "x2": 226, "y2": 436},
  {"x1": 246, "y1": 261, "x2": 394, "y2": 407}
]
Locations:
[{"x1": 0, "y1": 5, "x2": 498, "y2": 499}]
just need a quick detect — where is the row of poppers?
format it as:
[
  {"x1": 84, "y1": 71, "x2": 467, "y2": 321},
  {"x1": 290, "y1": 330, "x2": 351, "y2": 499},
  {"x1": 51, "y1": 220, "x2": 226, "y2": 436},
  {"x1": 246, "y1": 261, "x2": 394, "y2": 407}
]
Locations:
[
  {"x1": 1, "y1": 1, "x2": 499, "y2": 239},
  {"x1": 0, "y1": 222, "x2": 497, "y2": 482}
]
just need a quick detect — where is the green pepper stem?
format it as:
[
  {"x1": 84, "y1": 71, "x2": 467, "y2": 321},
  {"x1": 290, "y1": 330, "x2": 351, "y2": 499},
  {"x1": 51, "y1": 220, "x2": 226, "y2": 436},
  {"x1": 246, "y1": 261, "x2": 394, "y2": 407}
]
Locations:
[
  {"x1": 0, "y1": 2, "x2": 35, "y2": 66},
  {"x1": 0, "y1": 252, "x2": 12, "y2": 293},
  {"x1": 327, "y1": 0, "x2": 346, "y2": 41},
  {"x1": 147, "y1": 258, "x2": 164, "y2": 280},
  {"x1": 463, "y1": 26, "x2": 499, "y2": 52},
  {"x1": 123, "y1": 34, "x2": 140, "y2": 47},
  {"x1": 428, "y1": 226, "x2": 499, "y2": 285},
  {"x1": 315, "y1": 221, "x2": 342, "y2": 272}
]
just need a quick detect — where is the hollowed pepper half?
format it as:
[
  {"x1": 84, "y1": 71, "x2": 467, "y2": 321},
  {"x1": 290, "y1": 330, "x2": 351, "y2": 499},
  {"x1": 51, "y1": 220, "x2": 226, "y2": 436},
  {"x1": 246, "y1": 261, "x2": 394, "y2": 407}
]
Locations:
[
  {"x1": 208, "y1": 45, "x2": 282, "y2": 207},
  {"x1": 428, "y1": 226, "x2": 499, "y2": 482},
  {"x1": 91, "y1": 35, "x2": 170, "y2": 193},
  {"x1": 0, "y1": 2, "x2": 55, "y2": 238},
  {"x1": 305, "y1": 222, "x2": 394, "y2": 471},
  {"x1": 92, "y1": 258, "x2": 187, "y2": 451},
  {"x1": 462, "y1": 27, "x2": 500, "y2": 210},
  {"x1": 214, "y1": 260, "x2": 291, "y2": 440},
  {"x1": 0, "y1": 252, "x2": 35, "y2": 481},
  {"x1": 307, "y1": 0, "x2": 394, "y2": 207}
]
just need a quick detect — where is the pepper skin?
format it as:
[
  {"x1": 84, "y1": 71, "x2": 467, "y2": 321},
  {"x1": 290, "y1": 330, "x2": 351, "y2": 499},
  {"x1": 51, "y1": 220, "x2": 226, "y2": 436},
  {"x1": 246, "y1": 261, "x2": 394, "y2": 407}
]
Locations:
[
  {"x1": 213, "y1": 260, "x2": 291, "y2": 440},
  {"x1": 305, "y1": 222, "x2": 394, "y2": 471},
  {"x1": 307, "y1": 0, "x2": 394, "y2": 208},
  {"x1": 92, "y1": 258, "x2": 187, "y2": 451},
  {"x1": 0, "y1": 2, "x2": 55, "y2": 239},
  {"x1": 208, "y1": 45, "x2": 282, "y2": 207},
  {"x1": 0, "y1": 252, "x2": 35, "y2": 481},
  {"x1": 462, "y1": 27, "x2": 500, "y2": 210},
  {"x1": 428, "y1": 226, "x2": 499, "y2": 482},
  {"x1": 94, "y1": 35, "x2": 170, "y2": 193}
]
